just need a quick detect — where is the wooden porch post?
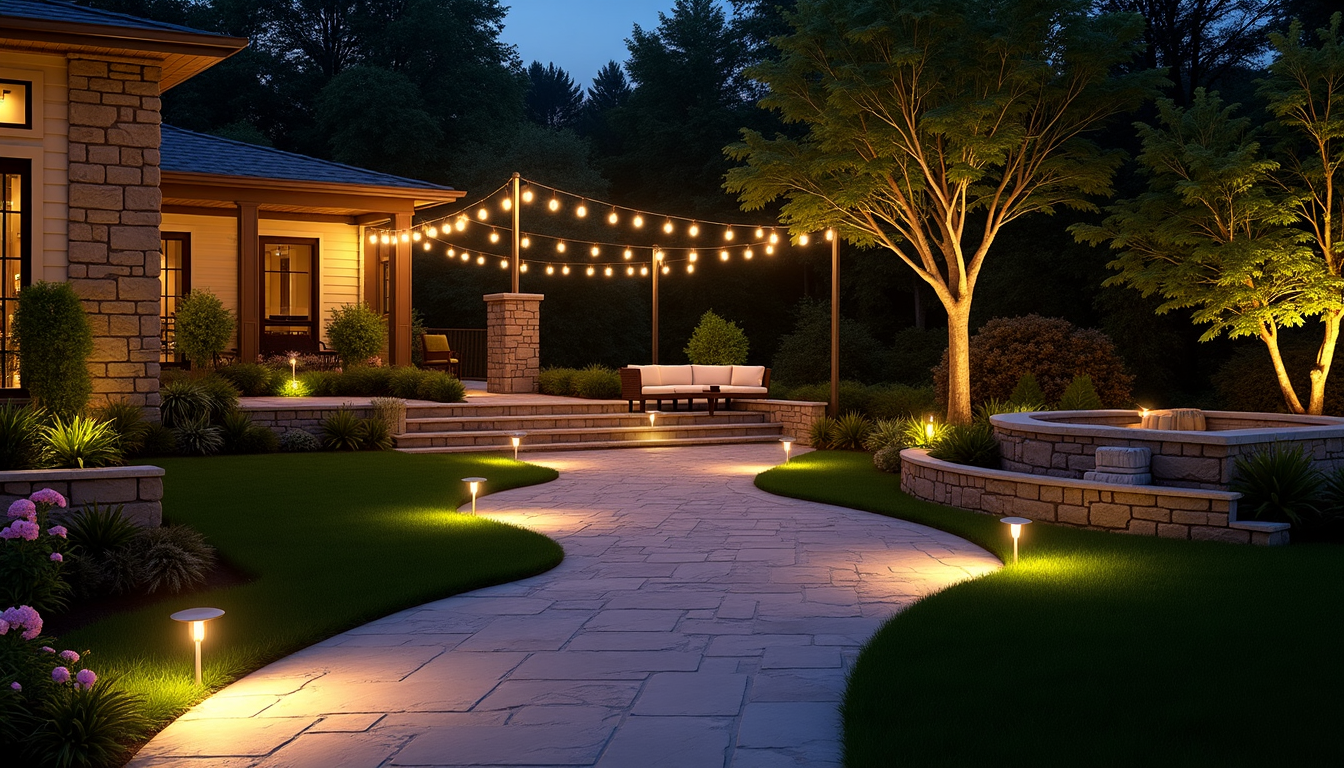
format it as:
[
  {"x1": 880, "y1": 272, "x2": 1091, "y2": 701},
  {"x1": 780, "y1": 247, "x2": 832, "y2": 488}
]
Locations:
[
  {"x1": 237, "y1": 202, "x2": 260, "y2": 363},
  {"x1": 388, "y1": 212, "x2": 413, "y2": 366}
]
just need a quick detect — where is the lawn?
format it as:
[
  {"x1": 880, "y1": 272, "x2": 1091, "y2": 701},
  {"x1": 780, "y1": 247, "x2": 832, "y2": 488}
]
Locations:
[
  {"x1": 63, "y1": 451, "x2": 562, "y2": 727},
  {"x1": 756, "y1": 451, "x2": 1343, "y2": 768}
]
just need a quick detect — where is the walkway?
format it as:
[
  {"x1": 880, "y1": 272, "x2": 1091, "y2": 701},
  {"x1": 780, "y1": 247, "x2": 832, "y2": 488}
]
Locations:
[{"x1": 130, "y1": 444, "x2": 999, "y2": 768}]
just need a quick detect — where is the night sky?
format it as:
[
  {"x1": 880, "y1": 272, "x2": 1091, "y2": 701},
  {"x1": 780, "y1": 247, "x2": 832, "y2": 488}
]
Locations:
[{"x1": 501, "y1": 0, "x2": 688, "y2": 87}]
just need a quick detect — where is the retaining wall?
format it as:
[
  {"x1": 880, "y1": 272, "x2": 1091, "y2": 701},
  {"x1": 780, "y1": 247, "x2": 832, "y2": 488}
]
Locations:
[
  {"x1": 238, "y1": 403, "x2": 380, "y2": 436},
  {"x1": 900, "y1": 449, "x2": 1288, "y2": 545},
  {"x1": 730, "y1": 399, "x2": 827, "y2": 445},
  {"x1": 0, "y1": 466, "x2": 164, "y2": 527}
]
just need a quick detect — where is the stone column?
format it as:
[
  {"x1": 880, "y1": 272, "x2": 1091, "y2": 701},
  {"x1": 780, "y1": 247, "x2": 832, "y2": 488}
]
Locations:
[
  {"x1": 484, "y1": 293, "x2": 543, "y2": 394},
  {"x1": 65, "y1": 56, "x2": 163, "y2": 418}
]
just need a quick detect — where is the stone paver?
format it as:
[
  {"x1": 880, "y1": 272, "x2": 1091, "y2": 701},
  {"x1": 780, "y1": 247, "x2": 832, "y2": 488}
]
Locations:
[{"x1": 130, "y1": 444, "x2": 998, "y2": 767}]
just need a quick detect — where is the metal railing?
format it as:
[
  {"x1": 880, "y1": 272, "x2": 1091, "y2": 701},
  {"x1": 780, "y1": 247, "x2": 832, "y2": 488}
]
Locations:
[{"x1": 425, "y1": 328, "x2": 486, "y2": 379}]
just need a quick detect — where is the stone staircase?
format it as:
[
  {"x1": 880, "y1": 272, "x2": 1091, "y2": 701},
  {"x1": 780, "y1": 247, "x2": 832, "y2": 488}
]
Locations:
[{"x1": 394, "y1": 400, "x2": 785, "y2": 453}]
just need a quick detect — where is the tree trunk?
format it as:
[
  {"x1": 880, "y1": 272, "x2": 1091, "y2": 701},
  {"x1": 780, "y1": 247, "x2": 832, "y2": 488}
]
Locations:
[
  {"x1": 1259, "y1": 326, "x2": 1306, "y2": 414},
  {"x1": 945, "y1": 301, "x2": 972, "y2": 425},
  {"x1": 1308, "y1": 310, "x2": 1342, "y2": 415}
]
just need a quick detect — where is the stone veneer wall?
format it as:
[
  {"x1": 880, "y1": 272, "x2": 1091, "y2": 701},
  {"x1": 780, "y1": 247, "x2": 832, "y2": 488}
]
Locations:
[
  {"x1": 994, "y1": 411, "x2": 1344, "y2": 490},
  {"x1": 729, "y1": 399, "x2": 827, "y2": 445},
  {"x1": 900, "y1": 449, "x2": 1289, "y2": 545},
  {"x1": 0, "y1": 466, "x2": 164, "y2": 527},
  {"x1": 66, "y1": 57, "x2": 163, "y2": 417},
  {"x1": 484, "y1": 293, "x2": 543, "y2": 394},
  {"x1": 241, "y1": 405, "x2": 381, "y2": 436}
]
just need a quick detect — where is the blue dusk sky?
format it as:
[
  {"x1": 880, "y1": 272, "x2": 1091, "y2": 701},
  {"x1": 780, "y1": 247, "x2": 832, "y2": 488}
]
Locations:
[{"x1": 501, "y1": 0, "x2": 689, "y2": 88}]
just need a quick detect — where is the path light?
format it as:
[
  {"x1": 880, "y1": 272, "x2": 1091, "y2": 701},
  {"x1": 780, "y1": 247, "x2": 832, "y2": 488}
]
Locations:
[
  {"x1": 462, "y1": 477, "x2": 487, "y2": 514},
  {"x1": 1000, "y1": 517, "x2": 1032, "y2": 564},
  {"x1": 781, "y1": 437, "x2": 793, "y2": 464},
  {"x1": 648, "y1": 410, "x2": 659, "y2": 428},
  {"x1": 510, "y1": 433, "x2": 525, "y2": 460},
  {"x1": 171, "y1": 607, "x2": 224, "y2": 686},
  {"x1": 925, "y1": 415, "x2": 936, "y2": 442},
  {"x1": 289, "y1": 356, "x2": 297, "y2": 382}
]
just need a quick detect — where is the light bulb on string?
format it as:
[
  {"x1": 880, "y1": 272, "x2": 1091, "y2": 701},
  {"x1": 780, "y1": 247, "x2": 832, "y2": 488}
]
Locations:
[
  {"x1": 689, "y1": 223, "x2": 700, "y2": 237},
  {"x1": 562, "y1": 265, "x2": 571, "y2": 275},
  {"x1": 400, "y1": 233, "x2": 410, "y2": 243},
  {"x1": 623, "y1": 249, "x2": 633, "y2": 260},
  {"x1": 825, "y1": 229, "x2": 834, "y2": 241},
  {"x1": 768, "y1": 230, "x2": 779, "y2": 244},
  {"x1": 663, "y1": 219, "x2": 674, "y2": 234},
  {"x1": 428, "y1": 226, "x2": 438, "y2": 238},
  {"x1": 455, "y1": 219, "x2": 466, "y2": 232},
  {"x1": 608, "y1": 208, "x2": 619, "y2": 225},
  {"x1": 520, "y1": 263, "x2": 528, "y2": 273},
  {"x1": 521, "y1": 236, "x2": 531, "y2": 248},
  {"x1": 522, "y1": 187, "x2": 534, "y2": 203},
  {"x1": 500, "y1": 259, "x2": 509, "y2": 269},
  {"x1": 604, "y1": 266, "x2": 613, "y2": 277},
  {"x1": 380, "y1": 234, "x2": 391, "y2": 245},
  {"x1": 640, "y1": 266, "x2": 649, "y2": 276},
  {"x1": 501, "y1": 196, "x2": 512, "y2": 211},
  {"x1": 460, "y1": 252, "x2": 469, "y2": 261},
  {"x1": 661, "y1": 265, "x2": 670, "y2": 275},
  {"x1": 655, "y1": 249, "x2": 664, "y2": 262},
  {"x1": 755, "y1": 228, "x2": 765, "y2": 239},
  {"x1": 765, "y1": 245, "x2": 774, "y2": 255},
  {"x1": 744, "y1": 248, "x2": 753, "y2": 260},
  {"x1": 548, "y1": 197, "x2": 560, "y2": 212},
  {"x1": 448, "y1": 247, "x2": 456, "y2": 257},
  {"x1": 477, "y1": 207, "x2": 488, "y2": 220},
  {"x1": 626, "y1": 266, "x2": 635, "y2": 276},
  {"x1": 546, "y1": 265, "x2": 555, "y2": 275},
  {"x1": 591, "y1": 245, "x2": 601, "y2": 257},
  {"x1": 798, "y1": 233, "x2": 810, "y2": 246},
  {"x1": 477, "y1": 255, "x2": 486, "y2": 265},
  {"x1": 423, "y1": 242, "x2": 431, "y2": 251},
  {"x1": 688, "y1": 251, "x2": 698, "y2": 262},
  {"x1": 576, "y1": 201, "x2": 588, "y2": 218},
  {"x1": 724, "y1": 228, "x2": 735, "y2": 241},
  {"x1": 586, "y1": 266, "x2": 595, "y2": 277},
  {"x1": 687, "y1": 263, "x2": 696, "y2": 274},
  {"x1": 557, "y1": 241, "x2": 567, "y2": 253},
  {"x1": 633, "y1": 214, "x2": 644, "y2": 228},
  {"x1": 368, "y1": 234, "x2": 378, "y2": 244},
  {"x1": 720, "y1": 250, "x2": 729, "y2": 261},
  {"x1": 489, "y1": 229, "x2": 500, "y2": 244}
]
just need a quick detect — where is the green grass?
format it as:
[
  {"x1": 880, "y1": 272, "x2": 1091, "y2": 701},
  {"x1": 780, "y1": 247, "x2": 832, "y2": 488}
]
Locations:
[
  {"x1": 63, "y1": 451, "x2": 562, "y2": 727},
  {"x1": 756, "y1": 451, "x2": 1344, "y2": 768}
]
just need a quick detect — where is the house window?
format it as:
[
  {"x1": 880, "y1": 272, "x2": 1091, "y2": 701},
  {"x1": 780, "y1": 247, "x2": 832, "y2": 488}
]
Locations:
[
  {"x1": 0, "y1": 80, "x2": 32, "y2": 130},
  {"x1": 160, "y1": 233, "x2": 190, "y2": 365},
  {"x1": 0, "y1": 159, "x2": 30, "y2": 390},
  {"x1": 261, "y1": 237, "x2": 318, "y2": 354}
]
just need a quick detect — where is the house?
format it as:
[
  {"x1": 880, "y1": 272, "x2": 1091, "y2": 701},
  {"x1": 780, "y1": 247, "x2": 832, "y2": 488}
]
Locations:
[{"x1": 0, "y1": 0, "x2": 463, "y2": 416}]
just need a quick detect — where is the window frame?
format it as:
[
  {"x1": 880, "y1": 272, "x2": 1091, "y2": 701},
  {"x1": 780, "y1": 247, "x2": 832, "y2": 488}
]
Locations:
[
  {"x1": 0, "y1": 157, "x2": 32, "y2": 392},
  {"x1": 159, "y1": 232, "x2": 191, "y2": 366},
  {"x1": 259, "y1": 235, "x2": 320, "y2": 353},
  {"x1": 0, "y1": 79, "x2": 33, "y2": 131}
]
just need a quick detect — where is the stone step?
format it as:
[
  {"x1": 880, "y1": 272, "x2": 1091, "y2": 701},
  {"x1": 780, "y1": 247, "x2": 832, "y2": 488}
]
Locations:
[
  {"x1": 404, "y1": 400, "x2": 634, "y2": 418},
  {"x1": 404, "y1": 411, "x2": 765, "y2": 433},
  {"x1": 393, "y1": 422, "x2": 785, "y2": 450},
  {"x1": 395, "y1": 433, "x2": 786, "y2": 454}
]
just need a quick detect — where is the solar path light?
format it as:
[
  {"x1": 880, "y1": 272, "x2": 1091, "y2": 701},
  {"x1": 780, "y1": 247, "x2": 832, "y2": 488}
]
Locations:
[
  {"x1": 462, "y1": 477, "x2": 487, "y2": 514},
  {"x1": 171, "y1": 607, "x2": 224, "y2": 686},
  {"x1": 1000, "y1": 517, "x2": 1033, "y2": 564}
]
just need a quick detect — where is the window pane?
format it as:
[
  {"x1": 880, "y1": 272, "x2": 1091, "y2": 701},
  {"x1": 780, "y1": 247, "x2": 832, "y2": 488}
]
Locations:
[
  {"x1": 0, "y1": 171, "x2": 22, "y2": 388},
  {"x1": 264, "y1": 244, "x2": 312, "y2": 320}
]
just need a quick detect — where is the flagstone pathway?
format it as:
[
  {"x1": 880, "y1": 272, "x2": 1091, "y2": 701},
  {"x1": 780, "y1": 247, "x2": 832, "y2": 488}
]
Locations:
[{"x1": 130, "y1": 444, "x2": 999, "y2": 768}]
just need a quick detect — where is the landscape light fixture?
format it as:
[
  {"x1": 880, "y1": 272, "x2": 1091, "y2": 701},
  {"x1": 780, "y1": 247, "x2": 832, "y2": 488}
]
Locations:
[
  {"x1": 925, "y1": 415, "x2": 936, "y2": 442},
  {"x1": 781, "y1": 437, "x2": 793, "y2": 464},
  {"x1": 170, "y1": 607, "x2": 224, "y2": 686},
  {"x1": 462, "y1": 477, "x2": 487, "y2": 514},
  {"x1": 1000, "y1": 517, "x2": 1033, "y2": 564},
  {"x1": 648, "y1": 411, "x2": 658, "y2": 428},
  {"x1": 511, "y1": 433, "x2": 524, "y2": 460}
]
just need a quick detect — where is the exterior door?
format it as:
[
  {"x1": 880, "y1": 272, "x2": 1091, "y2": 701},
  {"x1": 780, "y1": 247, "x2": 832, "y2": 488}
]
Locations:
[
  {"x1": 260, "y1": 237, "x2": 318, "y2": 355},
  {"x1": 159, "y1": 233, "x2": 190, "y2": 365}
]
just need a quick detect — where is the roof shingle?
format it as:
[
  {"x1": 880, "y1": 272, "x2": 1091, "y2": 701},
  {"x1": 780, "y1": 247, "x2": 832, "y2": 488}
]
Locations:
[{"x1": 0, "y1": 0, "x2": 225, "y2": 37}]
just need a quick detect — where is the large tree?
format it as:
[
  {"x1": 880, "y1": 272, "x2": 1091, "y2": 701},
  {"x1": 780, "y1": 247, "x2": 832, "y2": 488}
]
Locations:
[
  {"x1": 1076, "y1": 16, "x2": 1344, "y2": 414},
  {"x1": 726, "y1": 0, "x2": 1160, "y2": 423},
  {"x1": 525, "y1": 61, "x2": 584, "y2": 129}
]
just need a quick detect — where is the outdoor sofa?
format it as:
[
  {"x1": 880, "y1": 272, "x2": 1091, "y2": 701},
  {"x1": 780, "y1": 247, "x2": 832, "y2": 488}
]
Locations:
[{"x1": 620, "y1": 364, "x2": 771, "y2": 415}]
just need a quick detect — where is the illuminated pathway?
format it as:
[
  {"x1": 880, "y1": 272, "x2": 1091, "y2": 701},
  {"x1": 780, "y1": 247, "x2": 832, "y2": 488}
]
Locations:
[{"x1": 130, "y1": 444, "x2": 999, "y2": 768}]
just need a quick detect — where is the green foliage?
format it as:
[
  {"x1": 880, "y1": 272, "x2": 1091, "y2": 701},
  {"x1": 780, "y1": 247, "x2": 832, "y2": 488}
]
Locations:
[
  {"x1": 27, "y1": 682, "x2": 148, "y2": 768},
  {"x1": 174, "y1": 290, "x2": 235, "y2": 369},
  {"x1": 133, "y1": 526, "x2": 216, "y2": 594},
  {"x1": 90, "y1": 400, "x2": 147, "y2": 457},
  {"x1": 138, "y1": 424, "x2": 177, "y2": 457},
  {"x1": 330, "y1": 365, "x2": 392, "y2": 397},
  {"x1": 218, "y1": 410, "x2": 254, "y2": 454},
  {"x1": 41, "y1": 417, "x2": 122, "y2": 469},
  {"x1": 1009, "y1": 373, "x2": 1048, "y2": 408},
  {"x1": 66, "y1": 503, "x2": 138, "y2": 559},
  {"x1": 1211, "y1": 337, "x2": 1344, "y2": 415},
  {"x1": 973, "y1": 398, "x2": 1043, "y2": 426},
  {"x1": 539, "y1": 367, "x2": 578, "y2": 396},
  {"x1": 864, "y1": 419, "x2": 906, "y2": 453},
  {"x1": 217, "y1": 363, "x2": 283, "y2": 397},
  {"x1": 279, "y1": 429, "x2": 321, "y2": 453},
  {"x1": 773, "y1": 381, "x2": 937, "y2": 421},
  {"x1": 900, "y1": 416, "x2": 948, "y2": 449},
  {"x1": 159, "y1": 379, "x2": 210, "y2": 429},
  {"x1": 809, "y1": 416, "x2": 837, "y2": 449},
  {"x1": 873, "y1": 444, "x2": 903, "y2": 474},
  {"x1": 770, "y1": 300, "x2": 892, "y2": 385},
  {"x1": 325, "y1": 303, "x2": 387, "y2": 367},
  {"x1": 888, "y1": 327, "x2": 949, "y2": 387},
  {"x1": 573, "y1": 365, "x2": 621, "y2": 399},
  {"x1": 1058, "y1": 375, "x2": 1105, "y2": 410},
  {"x1": 416, "y1": 370, "x2": 466, "y2": 403},
  {"x1": 359, "y1": 417, "x2": 394, "y2": 451},
  {"x1": 15, "y1": 281, "x2": 93, "y2": 418},
  {"x1": 0, "y1": 403, "x2": 43, "y2": 471},
  {"x1": 830, "y1": 412, "x2": 873, "y2": 450},
  {"x1": 0, "y1": 491, "x2": 69, "y2": 612},
  {"x1": 322, "y1": 408, "x2": 366, "y2": 451},
  {"x1": 369, "y1": 397, "x2": 407, "y2": 435},
  {"x1": 1231, "y1": 445, "x2": 1323, "y2": 526},
  {"x1": 928, "y1": 423, "x2": 1001, "y2": 468},
  {"x1": 410, "y1": 310, "x2": 427, "y2": 368},
  {"x1": 316, "y1": 66, "x2": 444, "y2": 178},
  {"x1": 389, "y1": 366, "x2": 425, "y2": 399},
  {"x1": 171, "y1": 416, "x2": 224, "y2": 457},
  {"x1": 683, "y1": 310, "x2": 750, "y2": 365},
  {"x1": 238, "y1": 425, "x2": 279, "y2": 455}
]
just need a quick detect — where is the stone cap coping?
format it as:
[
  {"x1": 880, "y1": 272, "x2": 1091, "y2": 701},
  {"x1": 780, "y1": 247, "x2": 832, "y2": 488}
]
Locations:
[
  {"x1": 730, "y1": 399, "x2": 828, "y2": 407},
  {"x1": 990, "y1": 409, "x2": 1344, "y2": 446},
  {"x1": 900, "y1": 448, "x2": 1240, "y2": 501},
  {"x1": 483, "y1": 293, "x2": 545, "y2": 302},
  {"x1": 0, "y1": 465, "x2": 165, "y2": 482},
  {"x1": 1229, "y1": 520, "x2": 1291, "y2": 533}
]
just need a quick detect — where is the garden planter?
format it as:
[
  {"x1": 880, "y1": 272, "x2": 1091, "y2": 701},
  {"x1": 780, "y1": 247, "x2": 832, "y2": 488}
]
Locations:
[{"x1": 0, "y1": 466, "x2": 164, "y2": 526}]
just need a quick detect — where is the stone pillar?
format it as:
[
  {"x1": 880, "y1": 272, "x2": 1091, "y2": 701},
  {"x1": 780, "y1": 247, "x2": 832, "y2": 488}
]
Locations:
[
  {"x1": 484, "y1": 293, "x2": 543, "y2": 394},
  {"x1": 65, "y1": 56, "x2": 162, "y2": 418}
]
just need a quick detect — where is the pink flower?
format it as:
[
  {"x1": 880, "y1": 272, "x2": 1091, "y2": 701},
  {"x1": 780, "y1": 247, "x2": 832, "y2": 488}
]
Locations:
[
  {"x1": 29, "y1": 489, "x2": 66, "y2": 508},
  {"x1": 0, "y1": 520, "x2": 39, "y2": 541},
  {"x1": 9, "y1": 682, "x2": 19, "y2": 691},
  {"x1": 7, "y1": 499, "x2": 36, "y2": 521},
  {"x1": 51, "y1": 666, "x2": 70, "y2": 684},
  {"x1": 50, "y1": 552, "x2": 63, "y2": 563},
  {"x1": 47, "y1": 526, "x2": 67, "y2": 539},
  {"x1": 1, "y1": 606, "x2": 42, "y2": 640},
  {"x1": 75, "y1": 669, "x2": 96, "y2": 690},
  {"x1": 41, "y1": 646, "x2": 55, "y2": 654},
  {"x1": 59, "y1": 650, "x2": 79, "y2": 664},
  {"x1": 0, "y1": 619, "x2": 8, "y2": 636}
]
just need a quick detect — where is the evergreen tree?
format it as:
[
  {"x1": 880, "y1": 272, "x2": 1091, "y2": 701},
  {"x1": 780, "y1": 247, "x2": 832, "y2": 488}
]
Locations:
[{"x1": 525, "y1": 62, "x2": 584, "y2": 129}]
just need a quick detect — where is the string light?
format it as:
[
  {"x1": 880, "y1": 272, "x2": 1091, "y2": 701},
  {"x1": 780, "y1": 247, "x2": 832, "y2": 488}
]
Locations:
[
  {"x1": 590, "y1": 245, "x2": 601, "y2": 257},
  {"x1": 520, "y1": 263, "x2": 528, "y2": 273},
  {"x1": 720, "y1": 250, "x2": 729, "y2": 261},
  {"x1": 689, "y1": 251, "x2": 698, "y2": 262},
  {"x1": 368, "y1": 234, "x2": 377, "y2": 244},
  {"x1": 640, "y1": 266, "x2": 649, "y2": 276},
  {"x1": 476, "y1": 255, "x2": 485, "y2": 265},
  {"x1": 546, "y1": 265, "x2": 555, "y2": 275},
  {"x1": 687, "y1": 264, "x2": 695, "y2": 274},
  {"x1": 608, "y1": 208, "x2": 619, "y2": 225},
  {"x1": 501, "y1": 196, "x2": 512, "y2": 211},
  {"x1": 448, "y1": 247, "x2": 456, "y2": 257},
  {"x1": 765, "y1": 245, "x2": 774, "y2": 255},
  {"x1": 455, "y1": 219, "x2": 466, "y2": 232},
  {"x1": 400, "y1": 233, "x2": 410, "y2": 243},
  {"x1": 623, "y1": 249, "x2": 633, "y2": 260},
  {"x1": 605, "y1": 266, "x2": 614, "y2": 277},
  {"x1": 724, "y1": 228, "x2": 735, "y2": 241},
  {"x1": 380, "y1": 234, "x2": 391, "y2": 245},
  {"x1": 423, "y1": 242, "x2": 431, "y2": 251},
  {"x1": 689, "y1": 223, "x2": 699, "y2": 237},
  {"x1": 460, "y1": 251, "x2": 469, "y2": 261},
  {"x1": 632, "y1": 214, "x2": 644, "y2": 228},
  {"x1": 798, "y1": 233, "x2": 809, "y2": 246},
  {"x1": 556, "y1": 241, "x2": 567, "y2": 253},
  {"x1": 428, "y1": 226, "x2": 438, "y2": 237},
  {"x1": 548, "y1": 197, "x2": 560, "y2": 212},
  {"x1": 663, "y1": 219, "x2": 674, "y2": 234},
  {"x1": 755, "y1": 228, "x2": 765, "y2": 239},
  {"x1": 768, "y1": 230, "x2": 779, "y2": 244},
  {"x1": 655, "y1": 249, "x2": 664, "y2": 262},
  {"x1": 586, "y1": 266, "x2": 596, "y2": 276},
  {"x1": 500, "y1": 259, "x2": 509, "y2": 269},
  {"x1": 477, "y1": 207, "x2": 488, "y2": 220},
  {"x1": 522, "y1": 236, "x2": 531, "y2": 248},
  {"x1": 627, "y1": 266, "x2": 635, "y2": 276},
  {"x1": 744, "y1": 248, "x2": 753, "y2": 260},
  {"x1": 576, "y1": 201, "x2": 588, "y2": 217},
  {"x1": 562, "y1": 265, "x2": 571, "y2": 275},
  {"x1": 661, "y1": 265, "x2": 670, "y2": 274},
  {"x1": 489, "y1": 229, "x2": 500, "y2": 244},
  {"x1": 825, "y1": 229, "x2": 834, "y2": 241},
  {"x1": 522, "y1": 187, "x2": 534, "y2": 203}
]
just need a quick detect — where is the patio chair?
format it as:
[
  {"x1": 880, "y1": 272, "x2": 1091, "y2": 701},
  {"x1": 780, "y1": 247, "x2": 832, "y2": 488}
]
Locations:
[{"x1": 421, "y1": 334, "x2": 459, "y2": 376}]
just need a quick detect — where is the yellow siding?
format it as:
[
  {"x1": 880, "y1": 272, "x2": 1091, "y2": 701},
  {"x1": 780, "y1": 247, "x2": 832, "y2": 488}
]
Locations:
[{"x1": 0, "y1": 51, "x2": 69, "y2": 282}]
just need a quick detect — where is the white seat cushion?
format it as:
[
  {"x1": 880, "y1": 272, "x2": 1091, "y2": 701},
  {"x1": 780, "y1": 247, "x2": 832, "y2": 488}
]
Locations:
[
  {"x1": 632, "y1": 365, "x2": 662, "y2": 386},
  {"x1": 641, "y1": 385, "x2": 680, "y2": 395},
  {"x1": 720, "y1": 385, "x2": 768, "y2": 395},
  {"x1": 657, "y1": 365, "x2": 693, "y2": 385},
  {"x1": 691, "y1": 365, "x2": 734, "y2": 386},
  {"x1": 673, "y1": 385, "x2": 711, "y2": 394},
  {"x1": 730, "y1": 366, "x2": 765, "y2": 387}
]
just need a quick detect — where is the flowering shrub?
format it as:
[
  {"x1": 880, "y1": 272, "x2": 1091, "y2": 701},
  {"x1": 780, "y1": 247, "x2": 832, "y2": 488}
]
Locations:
[{"x1": 0, "y1": 490, "x2": 70, "y2": 612}]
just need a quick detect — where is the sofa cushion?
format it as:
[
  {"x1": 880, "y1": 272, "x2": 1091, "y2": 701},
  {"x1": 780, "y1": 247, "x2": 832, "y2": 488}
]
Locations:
[
  {"x1": 730, "y1": 365, "x2": 765, "y2": 387},
  {"x1": 720, "y1": 385, "x2": 768, "y2": 395},
  {"x1": 658, "y1": 365, "x2": 693, "y2": 385},
  {"x1": 632, "y1": 365, "x2": 662, "y2": 386},
  {"x1": 673, "y1": 386, "x2": 710, "y2": 395},
  {"x1": 642, "y1": 385, "x2": 680, "y2": 395},
  {"x1": 691, "y1": 365, "x2": 734, "y2": 386}
]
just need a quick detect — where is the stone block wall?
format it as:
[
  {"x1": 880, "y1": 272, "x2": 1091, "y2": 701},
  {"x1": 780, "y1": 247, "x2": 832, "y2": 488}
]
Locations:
[
  {"x1": 242, "y1": 404, "x2": 380, "y2": 436},
  {"x1": 730, "y1": 399, "x2": 827, "y2": 444},
  {"x1": 901, "y1": 450, "x2": 1288, "y2": 546},
  {"x1": 0, "y1": 466, "x2": 164, "y2": 527},
  {"x1": 65, "y1": 56, "x2": 163, "y2": 417},
  {"x1": 484, "y1": 293, "x2": 543, "y2": 394}
]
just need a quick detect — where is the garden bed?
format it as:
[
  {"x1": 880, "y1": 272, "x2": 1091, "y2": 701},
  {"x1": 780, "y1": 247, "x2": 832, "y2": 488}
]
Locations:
[{"x1": 0, "y1": 466, "x2": 165, "y2": 526}]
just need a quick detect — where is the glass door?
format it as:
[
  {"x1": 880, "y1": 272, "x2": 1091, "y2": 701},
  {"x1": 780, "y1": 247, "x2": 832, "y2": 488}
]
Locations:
[
  {"x1": 0, "y1": 159, "x2": 30, "y2": 391},
  {"x1": 160, "y1": 233, "x2": 190, "y2": 365},
  {"x1": 260, "y1": 238, "x2": 318, "y2": 355}
]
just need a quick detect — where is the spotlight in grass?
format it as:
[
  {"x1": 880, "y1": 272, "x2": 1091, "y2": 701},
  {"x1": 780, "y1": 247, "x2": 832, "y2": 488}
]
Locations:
[
  {"x1": 462, "y1": 477, "x2": 487, "y2": 514},
  {"x1": 1000, "y1": 517, "x2": 1032, "y2": 564},
  {"x1": 170, "y1": 607, "x2": 224, "y2": 686},
  {"x1": 511, "y1": 433, "x2": 525, "y2": 460},
  {"x1": 781, "y1": 437, "x2": 793, "y2": 464}
]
